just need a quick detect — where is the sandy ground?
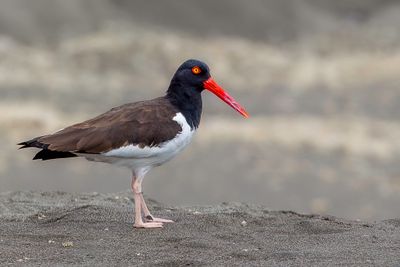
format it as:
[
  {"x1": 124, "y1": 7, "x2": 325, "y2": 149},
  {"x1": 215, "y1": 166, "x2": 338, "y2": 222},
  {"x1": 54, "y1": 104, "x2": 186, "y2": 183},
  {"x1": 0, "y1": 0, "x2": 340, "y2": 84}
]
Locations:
[{"x1": 0, "y1": 191, "x2": 399, "y2": 266}]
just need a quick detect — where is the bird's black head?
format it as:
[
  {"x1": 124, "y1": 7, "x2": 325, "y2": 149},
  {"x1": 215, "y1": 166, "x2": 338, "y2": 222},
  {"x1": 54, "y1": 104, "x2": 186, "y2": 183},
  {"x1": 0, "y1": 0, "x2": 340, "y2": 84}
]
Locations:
[
  {"x1": 166, "y1": 59, "x2": 248, "y2": 129},
  {"x1": 167, "y1": 59, "x2": 211, "y2": 93}
]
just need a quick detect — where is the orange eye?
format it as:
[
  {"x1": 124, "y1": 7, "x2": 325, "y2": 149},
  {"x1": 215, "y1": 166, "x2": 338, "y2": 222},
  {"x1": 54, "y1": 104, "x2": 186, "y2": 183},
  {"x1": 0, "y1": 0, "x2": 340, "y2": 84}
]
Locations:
[{"x1": 191, "y1": 66, "x2": 202, "y2": 75}]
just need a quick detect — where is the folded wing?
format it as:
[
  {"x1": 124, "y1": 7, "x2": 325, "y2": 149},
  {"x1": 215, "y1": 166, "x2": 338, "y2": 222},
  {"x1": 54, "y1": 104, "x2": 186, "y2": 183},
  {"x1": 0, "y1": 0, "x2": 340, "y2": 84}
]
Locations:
[{"x1": 18, "y1": 98, "x2": 182, "y2": 160}]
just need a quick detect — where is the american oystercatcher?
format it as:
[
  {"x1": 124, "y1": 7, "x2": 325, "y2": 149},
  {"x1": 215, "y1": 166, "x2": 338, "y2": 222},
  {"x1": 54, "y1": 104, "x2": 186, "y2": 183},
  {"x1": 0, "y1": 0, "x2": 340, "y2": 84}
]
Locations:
[{"x1": 18, "y1": 59, "x2": 248, "y2": 228}]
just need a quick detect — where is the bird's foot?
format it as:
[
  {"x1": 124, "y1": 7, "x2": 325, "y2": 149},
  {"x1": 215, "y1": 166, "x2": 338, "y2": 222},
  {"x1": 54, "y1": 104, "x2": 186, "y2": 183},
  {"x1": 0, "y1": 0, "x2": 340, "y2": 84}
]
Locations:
[
  {"x1": 134, "y1": 221, "x2": 163, "y2": 228},
  {"x1": 145, "y1": 215, "x2": 174, "y2": 223}
]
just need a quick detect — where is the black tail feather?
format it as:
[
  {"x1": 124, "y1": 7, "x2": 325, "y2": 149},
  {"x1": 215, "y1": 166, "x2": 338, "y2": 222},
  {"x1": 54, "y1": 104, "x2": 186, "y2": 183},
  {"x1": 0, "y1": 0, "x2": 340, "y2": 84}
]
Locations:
[
  {"x1": 18, "y1": 138, "x2": 48, "y2": 150},
  {"x1": 32, "y1": 149, "x2": 77, "y2": 160}
]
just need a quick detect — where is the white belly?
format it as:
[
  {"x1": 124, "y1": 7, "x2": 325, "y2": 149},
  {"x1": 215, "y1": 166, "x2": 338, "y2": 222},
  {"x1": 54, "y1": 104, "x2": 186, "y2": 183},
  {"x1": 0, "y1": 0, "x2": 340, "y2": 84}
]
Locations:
[{"x1": 77, "y1": 113, "x2": 195, "y2": 174}]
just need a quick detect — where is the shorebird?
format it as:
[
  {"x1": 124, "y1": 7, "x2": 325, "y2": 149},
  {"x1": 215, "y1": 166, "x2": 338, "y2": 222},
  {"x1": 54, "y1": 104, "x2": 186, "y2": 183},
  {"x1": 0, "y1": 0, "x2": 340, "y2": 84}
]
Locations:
[{"x1": 18, "y1": 59, "x2": 249, "y2": 228}]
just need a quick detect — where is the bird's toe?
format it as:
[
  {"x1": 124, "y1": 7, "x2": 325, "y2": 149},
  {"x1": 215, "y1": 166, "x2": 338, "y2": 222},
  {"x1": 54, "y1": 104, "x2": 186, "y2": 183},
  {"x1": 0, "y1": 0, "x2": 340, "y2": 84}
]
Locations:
[
  {"x1": 145, "y1": 215, "x2": 174, "y2": 223},
  {"x1": 134, "y1": 222, "x2": 163, "y2": 229}
]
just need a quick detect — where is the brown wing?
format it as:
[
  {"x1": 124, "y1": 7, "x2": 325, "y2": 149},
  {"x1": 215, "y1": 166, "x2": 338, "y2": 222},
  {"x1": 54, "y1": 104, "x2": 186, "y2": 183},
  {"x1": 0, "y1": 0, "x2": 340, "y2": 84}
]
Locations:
[{"x1": 29, "y1": 97, "x2": 182, "y2": 154}]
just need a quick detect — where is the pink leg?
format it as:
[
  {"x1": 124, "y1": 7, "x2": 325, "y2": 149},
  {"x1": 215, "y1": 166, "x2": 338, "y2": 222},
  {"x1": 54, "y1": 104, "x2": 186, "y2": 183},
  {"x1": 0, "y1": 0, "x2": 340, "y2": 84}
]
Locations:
[
  {"x1": 140, "y1": 194, "x2": 174, "y2": 223},
  {"x1": 131, "y1": 174, "x2": 163, "y2": 229}
]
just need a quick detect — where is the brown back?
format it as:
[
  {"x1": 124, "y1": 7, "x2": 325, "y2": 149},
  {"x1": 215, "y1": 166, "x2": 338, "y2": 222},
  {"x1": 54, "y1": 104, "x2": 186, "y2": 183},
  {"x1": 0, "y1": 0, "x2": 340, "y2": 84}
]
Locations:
[{"x1": 37, "y1": 97, "x2": 182, "y2": 154}]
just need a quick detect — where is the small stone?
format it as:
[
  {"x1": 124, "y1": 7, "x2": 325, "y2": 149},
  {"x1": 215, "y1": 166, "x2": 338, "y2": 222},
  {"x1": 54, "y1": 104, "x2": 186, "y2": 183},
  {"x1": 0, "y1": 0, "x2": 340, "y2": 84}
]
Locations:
[
  {"x1": 115, "y1": 196, "x2": 120, "y2": 200},
  {"x1": 193, "y1": 211, "x2": 201, "y2": 215},
  {"x1": 38, "y1": 214, "x2": 46, "y2": 220},
  {"x1": 242, "y1": 249, "x2": 249, "y2": 252},
  {"x1": 62, "y1": 241, "x2": 74, "y2": 247},
  {"x1": 241, "y1": 220, "x2": 247, "y2": 226},
  {"x1": 136, "y1": 253, "x2": 141, "y2": 256},
  {"x1": 17, "y1": 259, "x2": 23, "y2": 262},
  {"x1": 104, "y1": 228, "x2": 109, "y2": 231},
  {"x1": 48, "y1": 240, "x2": 55, "y2": 244}
]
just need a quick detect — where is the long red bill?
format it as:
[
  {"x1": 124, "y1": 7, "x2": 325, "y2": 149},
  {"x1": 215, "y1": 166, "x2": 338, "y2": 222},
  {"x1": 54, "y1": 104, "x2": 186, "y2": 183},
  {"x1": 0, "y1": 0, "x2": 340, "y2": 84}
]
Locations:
[{"x1": 203, "y1": 77, "x2": 249, "y2": 118}]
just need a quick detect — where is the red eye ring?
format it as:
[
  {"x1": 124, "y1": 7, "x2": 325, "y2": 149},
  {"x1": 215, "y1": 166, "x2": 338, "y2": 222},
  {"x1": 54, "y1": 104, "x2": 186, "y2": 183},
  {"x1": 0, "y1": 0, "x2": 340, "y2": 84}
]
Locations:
[{"x1": 191, "y1": 66, "x2": 202, "y2": 75}]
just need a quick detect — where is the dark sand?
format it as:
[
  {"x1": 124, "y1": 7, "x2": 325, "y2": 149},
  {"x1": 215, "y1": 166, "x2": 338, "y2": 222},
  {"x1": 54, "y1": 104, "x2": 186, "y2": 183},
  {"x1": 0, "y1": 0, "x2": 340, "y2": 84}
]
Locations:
[{"x1": 0, "y1": 191, "x2": 399, "y2": 266}]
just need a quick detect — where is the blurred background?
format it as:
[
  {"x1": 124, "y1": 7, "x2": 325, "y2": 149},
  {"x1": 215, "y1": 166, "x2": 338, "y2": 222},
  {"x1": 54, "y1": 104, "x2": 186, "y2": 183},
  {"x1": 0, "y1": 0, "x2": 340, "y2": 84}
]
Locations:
[{"x1": 1, "y1": 0, "x2": 400, "y2": 221}]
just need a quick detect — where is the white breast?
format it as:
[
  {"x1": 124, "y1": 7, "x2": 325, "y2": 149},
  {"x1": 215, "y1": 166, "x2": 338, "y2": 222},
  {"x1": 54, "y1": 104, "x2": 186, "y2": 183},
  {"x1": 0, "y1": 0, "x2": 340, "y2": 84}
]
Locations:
[{"x1": 79, "y1": 113, "x2": 195, "y2": 173}]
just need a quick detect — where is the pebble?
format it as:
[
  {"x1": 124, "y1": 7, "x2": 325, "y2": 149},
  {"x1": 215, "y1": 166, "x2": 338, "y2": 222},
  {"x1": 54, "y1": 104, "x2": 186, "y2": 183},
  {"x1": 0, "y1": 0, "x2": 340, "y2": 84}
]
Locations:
[
  {"x1": 16, "y1": 257, "x2": 30, "y2": 262},
  {"x1": 37, "y1": 214, "x2": 46, "y2": 220},
  {"x1": 62, "y1": 241, "x2": 74, "y2": 247},
  {"x1": 241, "y1": 220, "x2": 247, "y2": 226},
  {"x1": 48, "y1": 240, "x2": 55, "y2": 244}
]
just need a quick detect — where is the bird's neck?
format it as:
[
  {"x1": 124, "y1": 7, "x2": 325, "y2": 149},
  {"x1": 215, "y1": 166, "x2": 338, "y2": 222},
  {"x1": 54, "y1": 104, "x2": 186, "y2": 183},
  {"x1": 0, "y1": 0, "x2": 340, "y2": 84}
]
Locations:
[{"x1": 166, "y1": 83, "x2": 202, "y2": 130}]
